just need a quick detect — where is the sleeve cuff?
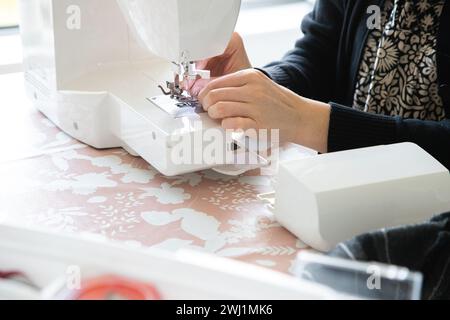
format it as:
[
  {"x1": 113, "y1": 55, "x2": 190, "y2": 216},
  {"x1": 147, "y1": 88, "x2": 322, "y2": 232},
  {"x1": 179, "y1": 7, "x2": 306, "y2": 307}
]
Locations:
[
  {"x1": 258, "y1": 65, "x2": 293, "y2": 88},
  {"x1": 328, "y1": 103, "x2": 399, "y2": 152}
]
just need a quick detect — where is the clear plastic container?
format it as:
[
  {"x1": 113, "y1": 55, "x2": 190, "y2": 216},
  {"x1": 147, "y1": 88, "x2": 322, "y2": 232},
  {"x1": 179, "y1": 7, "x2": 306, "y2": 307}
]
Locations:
[{"x1": 293, "y1": 252, "x2": 423, "y2": 300}]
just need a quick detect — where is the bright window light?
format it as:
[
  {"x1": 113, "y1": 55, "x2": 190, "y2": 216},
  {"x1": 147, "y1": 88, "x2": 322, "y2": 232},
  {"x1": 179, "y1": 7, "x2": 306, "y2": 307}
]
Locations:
[{"x1": 0, "y1": 0, "x2": 19, "y2": 29}]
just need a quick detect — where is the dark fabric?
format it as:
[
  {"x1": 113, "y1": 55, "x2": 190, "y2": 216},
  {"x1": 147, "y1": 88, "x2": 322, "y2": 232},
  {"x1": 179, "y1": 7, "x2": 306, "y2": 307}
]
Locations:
[
  {"x1": 262, "y1": 0, "x2": 450, "y2": 169},
  {"x1": 329, "y1": 103, "x2": 450, "y2": 169},
  {"x1": 329, "y1": 212, "x2": 450, "y2": 300}
]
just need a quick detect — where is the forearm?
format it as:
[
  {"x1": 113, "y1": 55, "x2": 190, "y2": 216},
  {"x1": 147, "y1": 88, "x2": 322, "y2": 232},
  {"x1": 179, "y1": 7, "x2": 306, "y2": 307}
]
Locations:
[{"x1": 294, "y1": 97, "x2": 331, "y2": 154}]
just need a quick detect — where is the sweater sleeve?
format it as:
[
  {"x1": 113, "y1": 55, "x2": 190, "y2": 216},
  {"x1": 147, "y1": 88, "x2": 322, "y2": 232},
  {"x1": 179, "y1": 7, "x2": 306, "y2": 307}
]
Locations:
[
  {"x1": 261, "y1": 0, "x2": 345, "y2": 101},
  {"x1": 328, "y1": 103, "x2": 450, "y2": 169},
  {"x1": 328, "y1": 212, "x2": 450, "y2": 300}
]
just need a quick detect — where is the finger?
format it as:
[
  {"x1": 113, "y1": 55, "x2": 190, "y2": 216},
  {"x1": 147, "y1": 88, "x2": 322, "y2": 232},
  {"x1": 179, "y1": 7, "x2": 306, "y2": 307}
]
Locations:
[
  {"x1": 201, "y1": 87, "x2": 249, "y2": 111},
  {"x1": 207, "y1": 102, "x2": 254, "y2": 120},
  {"x1": 198, "y1": 70, "x2": 255, "y2": 101},
  {"x1": 221, "y1": 117, "x2": 258, "y2": 131},
  {"x1": 188, "y1": 78, "x2": 212, "y2": 97}
]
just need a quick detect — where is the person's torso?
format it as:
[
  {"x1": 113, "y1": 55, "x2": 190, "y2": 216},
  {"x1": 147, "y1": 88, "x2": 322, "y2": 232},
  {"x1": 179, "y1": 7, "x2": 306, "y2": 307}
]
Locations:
[{"x1": 333, "y1": 0, "x2": 450, "y2": 120}]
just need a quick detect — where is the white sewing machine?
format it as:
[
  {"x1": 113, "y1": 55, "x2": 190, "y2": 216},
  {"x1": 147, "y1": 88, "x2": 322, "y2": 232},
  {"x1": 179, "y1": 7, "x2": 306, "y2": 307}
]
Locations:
[
  {"x1": 19, "y1": 0, "x2": 245, "y2": 176},
  {"x1": 16, "y1": 0, "x2": 450, "y2": 286}
]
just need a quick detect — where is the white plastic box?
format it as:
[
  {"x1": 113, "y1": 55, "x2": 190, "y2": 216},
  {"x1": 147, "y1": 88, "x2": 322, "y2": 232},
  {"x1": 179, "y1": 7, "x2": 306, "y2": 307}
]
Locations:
[{"x1": 273, "y1": 143, "x2": 450, "y2": 251}]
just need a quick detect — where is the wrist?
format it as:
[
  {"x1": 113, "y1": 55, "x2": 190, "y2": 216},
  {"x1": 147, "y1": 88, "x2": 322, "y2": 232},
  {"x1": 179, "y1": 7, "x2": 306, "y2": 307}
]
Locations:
[{"x1": 295, "y1": 97, "x2": 331, "y2": 153}]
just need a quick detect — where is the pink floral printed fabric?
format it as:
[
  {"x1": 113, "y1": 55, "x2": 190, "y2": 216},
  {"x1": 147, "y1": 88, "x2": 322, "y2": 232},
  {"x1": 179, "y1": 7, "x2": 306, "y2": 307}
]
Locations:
[{"x1": 0, "y1": 73, "x2": 310, "y2": 274}]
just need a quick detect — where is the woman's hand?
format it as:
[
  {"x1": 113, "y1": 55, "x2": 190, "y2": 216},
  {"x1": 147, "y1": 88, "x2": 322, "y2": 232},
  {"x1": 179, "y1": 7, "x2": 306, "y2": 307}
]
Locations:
[
  {"x1": 188, "y1": 32, "x2": 252, "y2": 97},
  {"x1": 198, "y1": 69, "x2": 331, "y2": 153}
]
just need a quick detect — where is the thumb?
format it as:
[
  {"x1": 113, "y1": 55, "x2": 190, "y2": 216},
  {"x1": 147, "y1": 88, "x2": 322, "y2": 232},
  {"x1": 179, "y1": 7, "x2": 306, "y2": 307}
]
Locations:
[{"x1": 195, "y1": 59, "x2": 209, "y2": 71}]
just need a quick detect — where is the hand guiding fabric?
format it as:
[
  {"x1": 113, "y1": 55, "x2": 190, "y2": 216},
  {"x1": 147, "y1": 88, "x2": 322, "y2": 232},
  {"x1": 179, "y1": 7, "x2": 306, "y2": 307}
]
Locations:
[{"x1": 194, "y1": 32, "x2": 331, "y2": 153}]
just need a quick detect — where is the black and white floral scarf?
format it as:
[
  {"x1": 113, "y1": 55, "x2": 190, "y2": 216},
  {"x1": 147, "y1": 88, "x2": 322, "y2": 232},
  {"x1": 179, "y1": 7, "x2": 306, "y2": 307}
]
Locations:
[{"x1": 353, "y1": 0, "x2": 446, "y2": 120}]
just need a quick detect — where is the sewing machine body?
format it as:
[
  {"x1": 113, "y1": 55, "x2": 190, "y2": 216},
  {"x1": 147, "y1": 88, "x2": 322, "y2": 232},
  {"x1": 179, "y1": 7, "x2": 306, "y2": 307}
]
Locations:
[{"x1": 19, "y1": 0, "x2": 242, "y2": 176}]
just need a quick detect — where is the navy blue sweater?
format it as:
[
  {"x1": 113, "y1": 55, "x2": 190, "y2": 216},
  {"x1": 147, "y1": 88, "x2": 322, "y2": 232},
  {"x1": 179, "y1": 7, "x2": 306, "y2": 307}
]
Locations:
[{"x1": 262, "y1": 0, "x2": 450, "y2": 169}]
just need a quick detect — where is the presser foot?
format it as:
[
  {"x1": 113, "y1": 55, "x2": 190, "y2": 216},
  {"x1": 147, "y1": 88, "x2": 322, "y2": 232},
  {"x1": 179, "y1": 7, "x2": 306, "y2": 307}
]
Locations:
[
  {"x1": 147, "y1": 95, "x2": 204, "y2": 118},
  {"x1": 150, "y1": 81, "x2": 204, "y2": 118}
]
